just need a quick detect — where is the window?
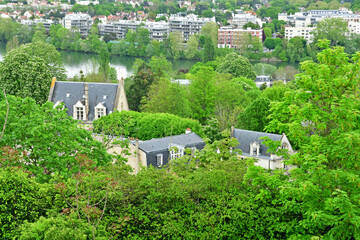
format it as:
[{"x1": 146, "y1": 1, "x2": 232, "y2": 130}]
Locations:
[
  {"x1": 170, "y1": 146, "x2": 184, "y2": 160},
  {"x1": 73, "y1": 100, "x2": 85, "y2": 120},
  {"x1": 96, "y1": 108, "x2": 105, "y2": 119},
  {"x1": 156, "y1": 154, "x2": 163, "y2": 167},
  {"x1": 94, "y1": 103, "x2": 106, "y2": 120},
  {"x1": 75, "y1": 107, "x2": 84, "y2": 120}
]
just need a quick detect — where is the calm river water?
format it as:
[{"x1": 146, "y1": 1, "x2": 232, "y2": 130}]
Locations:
[
  {"x1": 0, "y1": 42, "x2": 298, "y2": 79},
  {"x1": 0, "y1": 42, "x2": 198, "y2": 79}
]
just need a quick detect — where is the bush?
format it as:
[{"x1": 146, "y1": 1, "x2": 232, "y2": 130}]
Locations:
[
  {"x1": 93, "y1": 111, "x2": 203, "y2": 140},
  {"x1": 0, "y1": 168, "x2": 47, "y2": 239}
]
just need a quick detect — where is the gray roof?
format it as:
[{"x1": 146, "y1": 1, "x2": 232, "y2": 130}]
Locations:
[
  {"x1": 138, "y1": 132, "x2": 204, "y2": 153},
  {"x1": 51, "y1": 81, "x2": 118, "y2": 121},
  {"x1": 233, "y1": 129, "x2": 282, "y2": 156}
]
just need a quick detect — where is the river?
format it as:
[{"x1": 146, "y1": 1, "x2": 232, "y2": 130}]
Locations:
[
  {"x1": 0, "y1": 42, "x2": 298, "y2": 79},
  {"x1": 0, "y1": 42, "x2": 199, "y2": 79}
]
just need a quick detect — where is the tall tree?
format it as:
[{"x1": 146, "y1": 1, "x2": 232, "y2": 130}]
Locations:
[
  {"x1": 189, "y1": 66, "x2": 216, "y2": 123},
  {"x1": 202, "y1": 35, "x2": 216, "y2": 63},
  {"x1": 141, "y1": 79, "x2": 192, "y2": 118},
  {"x1": 169, "y1": 31, "x2": 183, "y2": 59},
  {"x1": 126, "y1": 59, "x2": 157, "y2": 111},
  {"x1": 200, "y1": 22, "x2": 219, "y2": 47},
  {"x1": 99, "y1": 44, "x2": 110, "y2": 77},
  {"x1": 217, "y1": 52, "x2": 257, "y2": 80},
  {"x1": 185, "y1": 34, "x2": 199, "y2": 59},
  {"x1": 313, "y1": 18, "x2": 348, "y2": 46},
  {"x1": 0, "y1": 42, "x2": 66, "y2": 104},
  {"x1": 262, "y1": 40, "x2": 360, "y2": 239}
]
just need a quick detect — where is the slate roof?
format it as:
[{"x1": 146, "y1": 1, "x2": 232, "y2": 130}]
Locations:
[
  {"x1": 233, "y1": 129, "x2": 282, "y2": 157},
  {"x1": 138, "y1": 132, "x2": 204, "y2": 153},
  {"x1": 50, "y1": 81, "x2": 118, "y2": 121}
]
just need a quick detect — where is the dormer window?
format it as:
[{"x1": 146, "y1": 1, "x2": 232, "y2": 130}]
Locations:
[
  {"x1": 73, "y1": 100, "x2": 85, "y2": 120},
  {"x1": 54, "y1": 101, "x2": 64, "y2": 110},
  {"x1": 250, "y1": 142, "x2": 260, "y2": 157},
  {"x1": 76, "y1": 107, "x2": 84, "y2": 120},
  {"x1": 94, "y1": 102, "x2": 106, "y2": 120}
]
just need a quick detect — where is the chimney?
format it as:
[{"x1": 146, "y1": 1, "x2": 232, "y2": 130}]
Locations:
[
  {"x1": 47, "y1": 77, "x2": 56, "y2": 102},
  {"x1": 84, "y1": 82, "x2": 89, "y2": 121},
  {"x1": 185, "y1": 128, "x2": 191, "y2": 134}
]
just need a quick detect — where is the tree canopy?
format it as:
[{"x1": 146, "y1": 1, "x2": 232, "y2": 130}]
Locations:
[
  {"x1": 0, "y1": 42, "x2": 66, "y2": 104},
  {"x1": 217, "y1": 52, "x2": 257, "y2": 80}
]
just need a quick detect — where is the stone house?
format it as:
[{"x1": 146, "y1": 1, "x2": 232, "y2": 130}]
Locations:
[
  {"x1": 48, "y1": 77, "x2": 128, "y2": 122},
  {"x1": 232, "y1": 128, "x2": 293, "y2": 170},
  {"x1": 101, "y1": 130, "x2": 205, "y2": 173}
]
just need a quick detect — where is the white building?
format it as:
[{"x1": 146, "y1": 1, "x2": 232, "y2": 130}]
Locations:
[
  {"x1": 98, "y1": 21, "x2": 169, "y2": 41},
  {"x1": 231, "y1": 13, "x2": 259, "y2": 28},
  {"x1": 169, "y1": 14, "x2": 215, "y2": 41},
  {"x1": 21, "y1": 19, "x2": 55, "y2": 32},
  {"x1": 62, "y1": 13, "x2": 93, "y2": 37},
  {"x1": 284, "y1": 26, "x2": 315, "y2": 43}
]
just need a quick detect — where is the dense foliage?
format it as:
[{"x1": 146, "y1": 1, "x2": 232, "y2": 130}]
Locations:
[
  {"x1": 93, "y1": 110, "x2": 203, "y2": 140},
  {"x1": 0, "y1": 95, "x2": 112, "y2": 182},
  {"x1": 0, "y1": 42, "x2": 66, "y2": 104}
]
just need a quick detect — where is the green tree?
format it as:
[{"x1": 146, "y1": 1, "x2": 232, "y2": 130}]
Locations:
[
  {"x1": 238, "y1": 97, "x2": 271, "y2": 131},
  {"x1": 99, "y1": 44, "x2": 110, "y2": 77},
  {"x1": 32, "y1": 30, "x2": 46, "y2": 43},
  {"x1": 169, "y1": 31, "x2": 183, "y2": 59},
  {"x1": 0, "y1": 42, "x2": 66, "y2": 104},
  {"x1": 148, "y1": 55, "x2": 173, "y2": 78},
  {"x1": 0, "y1": 167, "x2": 48, "y2": 239},
  {"x1": 263, "y1": 40, "x2": 360, "y2": 239},
  {"x1": 141, "y1": 79, "x2": 192, "y2": 118},
  {"x1": 263, "y1": 27, "x2": 272, "y2": 38},
  {"x1": 126, "y1": 59, "x2": 157, "y2": 111},
  {"x1": 202, "y1": 35, "x2": 216, "y2": 63},
  {"x1": 200, "y1": 22, "x2": 219, "y2": 47},
  {"x1": 5, "y1": 36, "x2": 19, "y2": 52},
  {"x1": 253, "y1": 63, "x2": 277, "y2": 76},
  {"x1": 314, "y1": 18, "x2": 348, "y2": 46},
  {"x1": 0, "y1": 96, "x2": 112, "y2": 182},
  {"x1": 215, "y1": 77, "x2": 249, "y2": 130},
  {"x1": 185, "y1": 34, "x2": 199, "y2": 59},
  {"x1": 189, "y1": 66, "x2": 216, "y2": 123},
  {"x1": 264, "y1": 37, "x2": 275, "y2": 49},
  {"x1": 217, "y1": 52, "x2": 257, "y2": 80}
]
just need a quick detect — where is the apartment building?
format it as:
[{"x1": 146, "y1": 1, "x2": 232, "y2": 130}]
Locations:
[
  {"x1": 231, "y1": 13, "x2": 259, "y2": 28},
  {"x1": 284, "y1": 26, "x2": 315, "y2": 43},
  {"x1": 62, "y1": 13, "x2": 93, "y2": 37},
  {"x1": 21, "y1": 19, "x2": 55, "y2": 32},
  {"x1": 169, "y1": 14, "x2": 215, "y2": 41},
  {"x1": 218, "y1": 27, "x2": 263, "y2": 48},
  {"x1": 98, "y1": 21, "x2": 169, "y2": 41},
  {"x1": 278, "y1": 9, "x2": 360, "y2": 28}
]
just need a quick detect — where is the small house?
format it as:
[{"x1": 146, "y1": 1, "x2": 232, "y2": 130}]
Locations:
[{"x1": 232, "y1": 128, "x2": 293, "y2": 170}]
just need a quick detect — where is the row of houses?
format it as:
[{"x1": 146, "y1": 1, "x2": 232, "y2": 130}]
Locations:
[{"x1": 48, "y1": 78, "x2": 293, "y2": 173}]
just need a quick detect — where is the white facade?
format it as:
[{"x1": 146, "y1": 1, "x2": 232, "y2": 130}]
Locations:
[
  {"x1": 169, "y1": 14, "x2": 215, "y2": 41},
  {"x1": 98, "y1": 21, "x2": 169, "y2": 41},
  {"x1": 284, "y1": 26, "x2": 315, "y2": 43},
  {"x1": 21, "y1": 19, "x2": 55, "y2": 32},
  {"x1": 62, "y1": 13, "x2": 93, "y2": 37}
]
